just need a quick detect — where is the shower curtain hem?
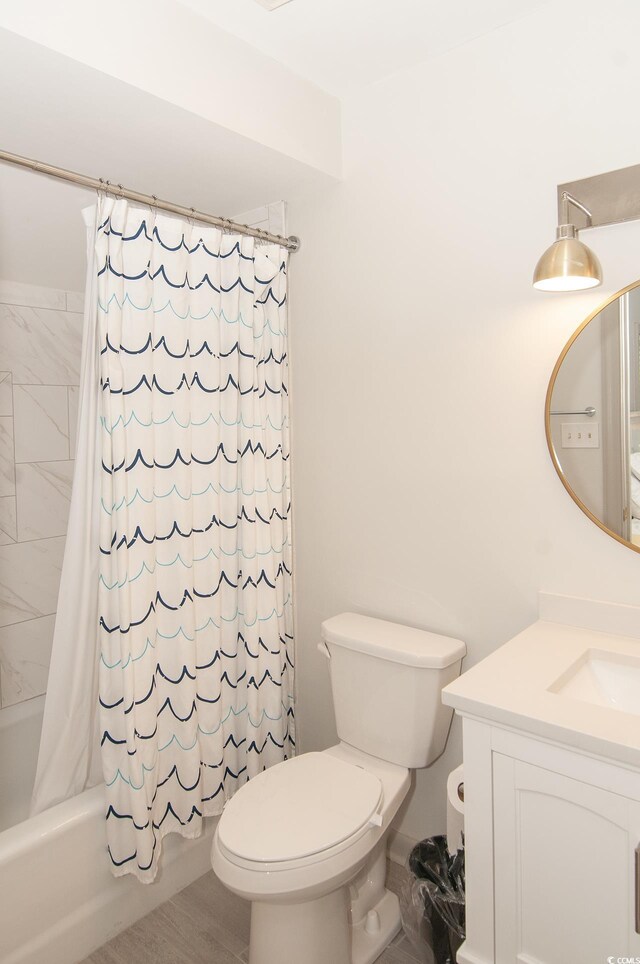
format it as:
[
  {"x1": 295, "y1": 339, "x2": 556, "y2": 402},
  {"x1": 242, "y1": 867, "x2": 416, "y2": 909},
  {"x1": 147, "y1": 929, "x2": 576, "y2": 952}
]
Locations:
[{"x1": 111, "y1": 798, "x2": 226, "y2": 885}]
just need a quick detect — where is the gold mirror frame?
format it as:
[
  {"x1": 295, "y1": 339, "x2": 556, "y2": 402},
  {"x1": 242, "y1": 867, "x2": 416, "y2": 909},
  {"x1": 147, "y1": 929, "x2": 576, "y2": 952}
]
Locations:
[{"x1": 545, "y1": 278, "x2": 640, "y2": 555}]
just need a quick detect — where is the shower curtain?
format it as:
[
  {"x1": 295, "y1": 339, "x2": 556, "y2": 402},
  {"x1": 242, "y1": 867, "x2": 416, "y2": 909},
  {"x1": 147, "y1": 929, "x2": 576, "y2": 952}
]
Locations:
[{"x1": 32, "y1": 197, "x2": 295, "y2": 882}]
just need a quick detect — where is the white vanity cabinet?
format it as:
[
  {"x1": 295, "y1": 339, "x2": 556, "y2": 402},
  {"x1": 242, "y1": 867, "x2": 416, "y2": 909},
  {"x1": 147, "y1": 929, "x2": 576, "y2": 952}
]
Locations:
[
  {"x1": 441, "y1": 611, "x2": 640, "y2": 964},
  {"x1": 460, "y1": 718, "x2": 640, "y2": 964}
]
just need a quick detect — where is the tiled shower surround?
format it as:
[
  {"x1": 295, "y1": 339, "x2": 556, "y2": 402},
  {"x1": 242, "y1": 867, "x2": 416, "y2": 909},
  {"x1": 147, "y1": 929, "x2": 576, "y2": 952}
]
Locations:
[{"x1": 0, "y1": 279, "x2": 83, "y2": 709}]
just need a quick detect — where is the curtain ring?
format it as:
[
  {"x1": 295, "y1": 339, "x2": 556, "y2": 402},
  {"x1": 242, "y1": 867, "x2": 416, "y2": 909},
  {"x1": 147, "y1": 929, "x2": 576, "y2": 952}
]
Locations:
[{"x1": 147, "y1": 195, "x2": 159, "y2": 230}]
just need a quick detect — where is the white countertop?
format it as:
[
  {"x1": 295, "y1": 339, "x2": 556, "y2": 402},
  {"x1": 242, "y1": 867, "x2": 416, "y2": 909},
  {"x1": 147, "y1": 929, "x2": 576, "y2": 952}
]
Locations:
[{"x1": 442, "y1": 620, "x2": 640, "y2": 769}]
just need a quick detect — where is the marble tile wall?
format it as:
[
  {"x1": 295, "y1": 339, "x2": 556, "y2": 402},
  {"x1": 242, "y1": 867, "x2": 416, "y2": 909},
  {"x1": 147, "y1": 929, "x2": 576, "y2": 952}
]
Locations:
[{"x1": 0, "y1": 279, "x2": 84, "y2": 709}]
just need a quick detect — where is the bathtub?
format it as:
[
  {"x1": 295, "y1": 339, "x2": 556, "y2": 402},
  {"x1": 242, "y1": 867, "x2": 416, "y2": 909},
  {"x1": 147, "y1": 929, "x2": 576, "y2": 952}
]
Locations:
[{"x1": 0, "y1": 695, "x2": 217, "y2": 964}]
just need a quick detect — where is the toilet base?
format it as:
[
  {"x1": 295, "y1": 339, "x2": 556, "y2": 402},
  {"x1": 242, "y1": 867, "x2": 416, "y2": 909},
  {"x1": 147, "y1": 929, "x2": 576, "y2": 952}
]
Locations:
[
  {"x1": 247, "y1": 885, "x2": 401, "y2": 964},
  {"x1": 246, "y1": 844, "x2": 401, "y2": 964},
  {"x1": 249, "y1": 888, "x2": 351, "y2": 964},
  {"x1": 350, "y1": 841, "x2": 401, "y2": 964},
  {"x1": 351, "y1": 888, "x2": 401, "y2": 964}
]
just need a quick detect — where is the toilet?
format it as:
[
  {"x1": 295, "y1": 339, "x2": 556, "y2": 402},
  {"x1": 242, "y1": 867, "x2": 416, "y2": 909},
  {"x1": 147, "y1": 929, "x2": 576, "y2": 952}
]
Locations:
[{"x1": 211, "y1": 612, "x2": 466, "y2": 964}]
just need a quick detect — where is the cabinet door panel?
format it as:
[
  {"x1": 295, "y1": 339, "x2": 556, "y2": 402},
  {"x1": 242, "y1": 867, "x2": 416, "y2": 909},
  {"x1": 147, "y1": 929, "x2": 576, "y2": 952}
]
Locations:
[{"x1": 493, "y1": 754, "x2": 640, "y2": 964}]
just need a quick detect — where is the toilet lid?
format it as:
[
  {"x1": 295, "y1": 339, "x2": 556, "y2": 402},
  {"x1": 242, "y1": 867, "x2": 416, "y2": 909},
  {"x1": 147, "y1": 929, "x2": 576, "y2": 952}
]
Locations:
[{"x1": 218, "y1": 752, "x2": 383, "y2": 863}]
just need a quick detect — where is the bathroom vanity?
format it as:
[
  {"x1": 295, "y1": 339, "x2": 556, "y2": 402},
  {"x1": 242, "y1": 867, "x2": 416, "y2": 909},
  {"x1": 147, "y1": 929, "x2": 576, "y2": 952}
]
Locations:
[{"x1": 443, "y1": 595, "x2": 640, "y2": 964}]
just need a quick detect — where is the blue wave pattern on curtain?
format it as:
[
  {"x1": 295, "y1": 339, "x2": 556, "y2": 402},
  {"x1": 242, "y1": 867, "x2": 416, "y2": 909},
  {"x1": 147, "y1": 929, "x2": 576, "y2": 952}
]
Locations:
[{"x1": 96, "y1": 198, "x2": 294, "y2": 882}]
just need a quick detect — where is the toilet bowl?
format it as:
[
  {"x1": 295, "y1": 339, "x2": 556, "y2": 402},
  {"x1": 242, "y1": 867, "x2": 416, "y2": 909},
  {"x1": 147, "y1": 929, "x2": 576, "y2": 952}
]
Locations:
[
  {"x1": 212, "y1": 612, "x2": 466, "y2": 964},
  {"x1": 213, "y1": 744, "x2": 410, "y2": 964}
]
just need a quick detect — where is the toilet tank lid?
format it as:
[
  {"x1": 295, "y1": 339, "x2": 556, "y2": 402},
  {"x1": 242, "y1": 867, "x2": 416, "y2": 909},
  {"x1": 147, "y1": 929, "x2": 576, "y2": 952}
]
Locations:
[{"x1": 321, "y1": 613, "x2": 466, "y2": 668}]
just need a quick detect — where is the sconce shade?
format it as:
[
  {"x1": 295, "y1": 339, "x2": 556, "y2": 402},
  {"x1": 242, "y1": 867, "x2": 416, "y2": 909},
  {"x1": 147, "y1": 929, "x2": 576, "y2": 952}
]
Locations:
[{"x1": 533, "y1": 231, "x2": 602, "y2": 292}]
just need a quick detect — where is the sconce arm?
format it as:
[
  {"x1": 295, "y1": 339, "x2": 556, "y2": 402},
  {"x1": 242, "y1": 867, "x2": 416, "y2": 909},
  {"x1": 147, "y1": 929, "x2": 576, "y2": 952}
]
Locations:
[{"x1": 560, "y1": 192, "x2": 593, "y2": 231}]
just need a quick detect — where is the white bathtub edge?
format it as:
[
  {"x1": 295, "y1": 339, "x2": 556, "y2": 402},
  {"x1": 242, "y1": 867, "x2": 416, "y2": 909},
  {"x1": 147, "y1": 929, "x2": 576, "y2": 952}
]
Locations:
[{"x1": 2, "y1": 808, "x2": 218, "y2": 964}]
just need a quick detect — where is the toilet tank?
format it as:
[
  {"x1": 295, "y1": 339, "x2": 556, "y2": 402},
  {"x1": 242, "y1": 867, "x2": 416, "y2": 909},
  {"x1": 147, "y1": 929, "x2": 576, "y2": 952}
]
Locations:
[{"x1": 320, "y1": 613, "x2": 466, "y2": 769}]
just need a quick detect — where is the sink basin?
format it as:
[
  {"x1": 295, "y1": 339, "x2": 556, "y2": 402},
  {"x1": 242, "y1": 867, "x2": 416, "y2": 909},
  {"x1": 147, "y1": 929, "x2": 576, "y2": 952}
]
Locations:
[{"x1": 549, "y1": 648, "x2": 640, "y2": 715}]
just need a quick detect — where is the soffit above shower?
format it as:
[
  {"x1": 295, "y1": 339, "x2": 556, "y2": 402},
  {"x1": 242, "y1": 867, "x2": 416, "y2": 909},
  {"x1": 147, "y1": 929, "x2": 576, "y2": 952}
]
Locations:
[
  {"x1": 0, "y1": 29, "x2": 334, "y2": 290},
  {"x1": 175, "y1": 0, "x2": 550, "y2": 96}
]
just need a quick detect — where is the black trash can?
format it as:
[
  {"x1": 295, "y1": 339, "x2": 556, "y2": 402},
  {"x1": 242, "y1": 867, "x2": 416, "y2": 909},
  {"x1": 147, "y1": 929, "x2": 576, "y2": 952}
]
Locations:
[{"x1": 399, "y1": 835, "x2": 465, "y2": 964}]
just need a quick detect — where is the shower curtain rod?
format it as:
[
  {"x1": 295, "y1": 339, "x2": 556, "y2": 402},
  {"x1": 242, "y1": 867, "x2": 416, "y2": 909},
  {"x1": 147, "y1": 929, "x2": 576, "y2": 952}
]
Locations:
[{"x1": 0, "y1": 148, "x2": 301, "y2": 252}]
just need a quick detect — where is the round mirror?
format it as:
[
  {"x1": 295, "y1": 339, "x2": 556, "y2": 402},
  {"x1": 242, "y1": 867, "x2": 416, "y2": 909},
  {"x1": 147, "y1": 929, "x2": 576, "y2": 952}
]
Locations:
[{"x1": 546, "y1": 280, "x2": 640, "y2": 553}]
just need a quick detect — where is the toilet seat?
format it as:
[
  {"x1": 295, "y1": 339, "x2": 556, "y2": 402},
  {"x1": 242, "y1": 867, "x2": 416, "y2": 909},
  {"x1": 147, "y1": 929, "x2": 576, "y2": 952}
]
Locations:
[{"x1": 217, "y1": 752, "x2": 383, "y2": 866}]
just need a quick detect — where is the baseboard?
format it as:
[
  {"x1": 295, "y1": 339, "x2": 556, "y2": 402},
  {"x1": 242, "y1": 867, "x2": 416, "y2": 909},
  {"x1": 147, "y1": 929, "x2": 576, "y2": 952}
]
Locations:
[
  {"x1": 387, "y1": 829, "x2": 417, "y2": 867},
  {"x1": 456, "y1": 944, "x2": 492, "y2": 964}
]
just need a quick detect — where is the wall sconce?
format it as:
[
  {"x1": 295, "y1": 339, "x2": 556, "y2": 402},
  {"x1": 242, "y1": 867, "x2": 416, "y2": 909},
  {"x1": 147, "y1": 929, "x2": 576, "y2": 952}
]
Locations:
[
  {"x1": 533, "y1": 193, "x2": 602, "y2": 291},
  {"x1": 533, "y1": 163, "x2": 640, "y2": 292}
]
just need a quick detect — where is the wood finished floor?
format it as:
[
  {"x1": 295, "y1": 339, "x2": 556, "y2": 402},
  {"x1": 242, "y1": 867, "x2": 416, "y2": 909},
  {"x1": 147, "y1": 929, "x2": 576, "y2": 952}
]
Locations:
[{"x1": 81, "y1": 861, "x2": 427, "y2": 964}]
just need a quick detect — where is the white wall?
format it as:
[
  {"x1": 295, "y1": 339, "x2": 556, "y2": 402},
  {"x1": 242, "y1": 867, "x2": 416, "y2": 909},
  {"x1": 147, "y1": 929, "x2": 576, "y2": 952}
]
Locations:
[{"x1": 288, "y1": 0, "x2": 640, "y2": 845}]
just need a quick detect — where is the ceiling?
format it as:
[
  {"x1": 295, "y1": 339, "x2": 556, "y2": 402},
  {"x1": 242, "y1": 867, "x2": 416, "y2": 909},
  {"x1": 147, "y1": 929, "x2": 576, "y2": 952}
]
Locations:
[{"x1": 175, "y1": 0, "x2": 550, "y2": 97}]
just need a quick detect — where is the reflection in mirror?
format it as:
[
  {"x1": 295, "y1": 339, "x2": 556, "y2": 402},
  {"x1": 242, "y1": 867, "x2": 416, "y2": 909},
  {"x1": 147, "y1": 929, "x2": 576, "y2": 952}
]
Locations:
[{"x1": 546, "y1": 282, "x2": 640, "y2": 553}]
